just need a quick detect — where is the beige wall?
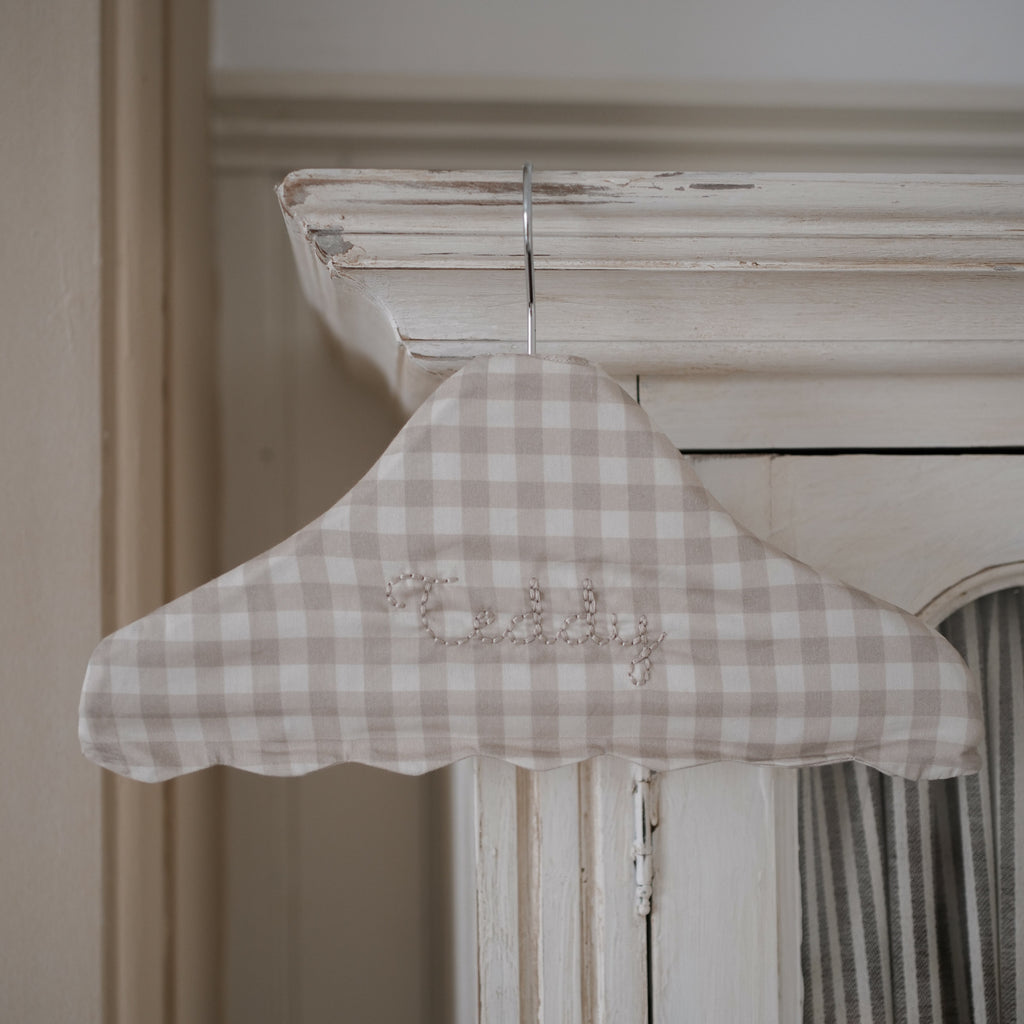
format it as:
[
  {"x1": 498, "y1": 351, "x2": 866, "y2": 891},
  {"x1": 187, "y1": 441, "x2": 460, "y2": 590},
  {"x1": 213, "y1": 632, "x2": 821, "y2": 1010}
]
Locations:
[
  {"x1": 0, "y1": 2, "x2": 104, "y2": 1020},
  {"x1": 212, "y1": 0, "x2": 1024, "y2": 86},
  {"x1": 215, "y1": 175, "x2": 429, "y2": 1022}
]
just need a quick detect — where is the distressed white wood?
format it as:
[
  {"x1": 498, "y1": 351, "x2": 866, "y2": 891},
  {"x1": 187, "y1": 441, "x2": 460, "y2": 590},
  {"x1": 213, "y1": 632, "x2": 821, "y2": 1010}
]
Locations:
[
  {"x1": 652, "y1": 764, "x2": 783, "y2": 1022},
  {"x1": 642, "y1": 372, "x2": 1024, "y2": 450},
  {"x1": 579, "y1": 758, "x2": 649, "y2": 1023},
  {"x1": 517, "y1": 766, "x2": 584, "y2": 1024},
  {"x1": 278, "y1": 169, "x2": 1024, "y2": 415},
  {"x1": 475, "y1": 758, "x2": 521, "y2": 1023},
  {"x1": 280, "y1": 171, "x2": 1024, "y2": 274},
  {"x1": 920, "y1": 561, "x2": 1024, "y2": 628},
  {"x1": 763, "y1": 455, "x2": 1024, "y2": 616},
  {"x1": 469, "y1": 756, "x2": 649, "y2": 1023}
]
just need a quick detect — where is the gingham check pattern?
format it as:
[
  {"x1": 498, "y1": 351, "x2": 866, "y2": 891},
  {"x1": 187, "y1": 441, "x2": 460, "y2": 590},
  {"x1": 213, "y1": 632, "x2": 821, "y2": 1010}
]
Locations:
[{"x1": 80, "y1": 355, "x2": 982, "y2": 782}]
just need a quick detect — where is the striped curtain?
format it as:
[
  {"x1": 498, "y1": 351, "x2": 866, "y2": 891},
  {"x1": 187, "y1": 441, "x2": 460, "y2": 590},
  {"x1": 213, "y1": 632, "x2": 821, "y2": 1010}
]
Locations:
[{"x1": 800, "y1": 587, "x2": 1024, "y2": 1023}]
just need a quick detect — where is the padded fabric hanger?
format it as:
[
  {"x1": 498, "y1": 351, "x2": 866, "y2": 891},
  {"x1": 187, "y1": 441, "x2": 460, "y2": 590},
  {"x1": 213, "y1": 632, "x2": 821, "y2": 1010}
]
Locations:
[{"x1": 80, "y1": 352, "x2": 982, "y2": 782}]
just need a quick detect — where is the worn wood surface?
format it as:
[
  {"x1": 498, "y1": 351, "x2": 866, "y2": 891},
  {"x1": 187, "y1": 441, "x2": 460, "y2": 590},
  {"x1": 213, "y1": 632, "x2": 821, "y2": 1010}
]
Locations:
[
  {"x1": 281, "y1": 169, "x2": 1024, "y2": 272},
  {"x1": 278, "y1": 170, "x2": 1024, "y2": 441},
  {"x1": 462, "y1": 755, "x2": 648, "y2": 1023},
  {"x1": 579, "y1": 758, "x2": 648, "y2": 1023},
  {"x1": 641, "y1": 371, "x2": 1024, "y2": 450},
  {"x1": 651, "y1": 763, "x2": 784, "y2": 1022},
  {"x1": 517, "y1": 766, "x2": 583, "y2": 1023},
  {"x1": 761, "y1": 455, "x2": 1024, "y2": 617},
  {"x1": 476, "y1": 759, "x2": 522, "y2": 1023}
]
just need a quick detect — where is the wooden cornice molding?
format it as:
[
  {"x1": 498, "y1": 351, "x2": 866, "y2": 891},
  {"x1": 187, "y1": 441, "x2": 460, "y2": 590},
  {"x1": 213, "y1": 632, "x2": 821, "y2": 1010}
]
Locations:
[
  {"x1": 212, "y1": 72, "x2": 1024, "y2": 174},
  {"x1": 278, "y1": 168, "x2": 1024, "y2": 416}
]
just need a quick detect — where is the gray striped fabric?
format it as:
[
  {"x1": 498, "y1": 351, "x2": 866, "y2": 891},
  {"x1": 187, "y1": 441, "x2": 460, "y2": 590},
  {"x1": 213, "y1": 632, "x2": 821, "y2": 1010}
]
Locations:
[{"x1": 801, "y1": 587, "x2": 1024, "y2": 1023}]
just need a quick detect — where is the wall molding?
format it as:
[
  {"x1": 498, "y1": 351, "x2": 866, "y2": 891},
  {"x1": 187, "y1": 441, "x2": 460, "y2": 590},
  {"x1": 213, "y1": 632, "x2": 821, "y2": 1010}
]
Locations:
[
  {"x1": 212, "y1": 71, "x2": 1024, "y2": 174},
  {"x1": 918, "y1": 561, "x2": 1024, "y2": 625},
  {"x1": 103, "y1": 2, "x2": 221, "y2": 1021}
]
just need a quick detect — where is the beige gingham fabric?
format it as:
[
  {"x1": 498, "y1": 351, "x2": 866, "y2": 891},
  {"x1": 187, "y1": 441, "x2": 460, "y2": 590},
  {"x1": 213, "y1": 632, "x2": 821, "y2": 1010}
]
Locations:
[{"x1": 80, "y1": 355, "x2": 983, "y2": 782}]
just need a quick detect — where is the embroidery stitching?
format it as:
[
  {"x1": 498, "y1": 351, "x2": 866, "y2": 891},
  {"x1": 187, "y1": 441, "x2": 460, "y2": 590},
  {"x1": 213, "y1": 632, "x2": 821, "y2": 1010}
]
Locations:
[{"x1": 385, "y1": 572, "x2": 666, "y2": 686}]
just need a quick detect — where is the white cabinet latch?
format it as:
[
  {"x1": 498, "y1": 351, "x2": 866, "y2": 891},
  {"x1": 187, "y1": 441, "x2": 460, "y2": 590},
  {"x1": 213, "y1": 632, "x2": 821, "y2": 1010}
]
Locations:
[{"x1": 632, "y1": 768, "x2": 656, "y2": 916}]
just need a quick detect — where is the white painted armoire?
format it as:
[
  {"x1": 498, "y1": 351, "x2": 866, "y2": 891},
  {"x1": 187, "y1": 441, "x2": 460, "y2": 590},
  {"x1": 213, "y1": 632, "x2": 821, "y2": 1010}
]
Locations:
[{"x1": 268, "y1": 168, "x2": 1024, "y2": 1021}]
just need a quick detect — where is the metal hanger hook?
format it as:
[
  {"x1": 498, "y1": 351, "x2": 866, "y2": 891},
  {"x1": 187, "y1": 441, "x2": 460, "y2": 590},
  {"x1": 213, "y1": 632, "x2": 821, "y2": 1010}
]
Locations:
[{"x1": 523, "y1": 163, "x2": 536, "y2": 356}]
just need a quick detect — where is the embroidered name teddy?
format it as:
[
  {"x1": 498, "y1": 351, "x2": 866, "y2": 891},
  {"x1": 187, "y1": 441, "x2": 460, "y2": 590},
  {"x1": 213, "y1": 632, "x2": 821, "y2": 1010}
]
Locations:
[{"x1": 385, "y1": 572, "x2": 666, "y2": 686}]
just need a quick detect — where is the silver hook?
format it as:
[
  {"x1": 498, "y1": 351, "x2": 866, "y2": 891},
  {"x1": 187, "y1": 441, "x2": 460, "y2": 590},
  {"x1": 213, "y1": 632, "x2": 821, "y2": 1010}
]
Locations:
[{"x1": 522, "y1": 163, "x2": 536, "y2": 355}]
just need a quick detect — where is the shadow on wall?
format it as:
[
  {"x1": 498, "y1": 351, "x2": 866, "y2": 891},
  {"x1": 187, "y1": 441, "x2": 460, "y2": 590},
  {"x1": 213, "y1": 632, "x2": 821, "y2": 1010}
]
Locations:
[{"x1": 217, "y1": 179, "x2": 426, "y2": 1024}]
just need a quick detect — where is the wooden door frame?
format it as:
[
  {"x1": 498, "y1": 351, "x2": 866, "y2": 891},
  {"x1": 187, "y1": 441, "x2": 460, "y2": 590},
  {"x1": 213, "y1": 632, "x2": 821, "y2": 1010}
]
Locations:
[{"x1": 101, "y1": 1, "x2": 220, "y2": 1021}]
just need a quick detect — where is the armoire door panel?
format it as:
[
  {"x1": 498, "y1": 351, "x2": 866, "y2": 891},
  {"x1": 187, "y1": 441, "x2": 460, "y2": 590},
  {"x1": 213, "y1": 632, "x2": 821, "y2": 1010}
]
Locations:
[
  {"x1": 651, "y1": 763, "x2": 789, "y2": 1024},
  {"x1": 467, "y1": 453, "x2": 1024, "y2": 1022},
  {"x1": 762, "y1": 455, "x2": 1024, "y2": 615},
  {"x1": 579, "y1": 757, "x2": 649, "y2": 1023},
  {"x1": 693, "y1": 454, "x2": 1024, "y2": 618},
  {"x1": 516, "y1": 764, "x2": 584, "y2": 1024},
  {"x1": 466, "y1": 755, "x2": 648, "y2": 1023},
  {"x1": 641, "y1": 373, "x2": 1024, "y2": 451},
  {"x1": 474, "y1": 757, "x2": 522, "y2": 1023}
]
